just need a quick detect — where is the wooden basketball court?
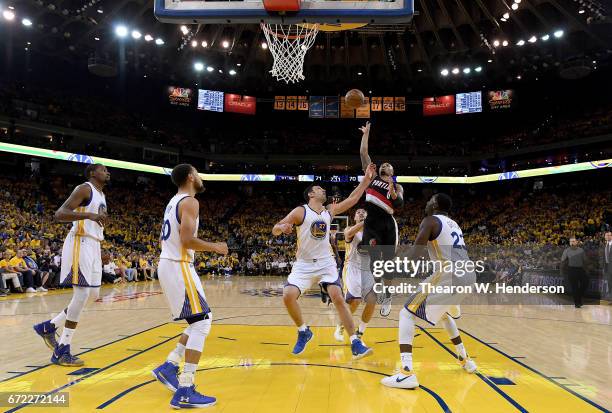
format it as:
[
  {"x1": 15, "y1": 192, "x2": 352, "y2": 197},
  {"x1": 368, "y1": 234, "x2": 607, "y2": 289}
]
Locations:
[{"x1": 0, "y1": 277, "x2": 610, "y2": 412}]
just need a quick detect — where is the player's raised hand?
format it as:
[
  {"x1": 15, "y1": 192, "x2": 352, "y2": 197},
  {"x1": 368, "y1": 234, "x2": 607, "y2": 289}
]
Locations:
[
  {"x1": 364, "y1": 163, "x2": 376, "y2": 183},
  {"x1": 358, "y1": 121, "x2": 371, "y2": 135},
  {"x1": 213, "y1": 242, "x2": 229, "y2": 255}
]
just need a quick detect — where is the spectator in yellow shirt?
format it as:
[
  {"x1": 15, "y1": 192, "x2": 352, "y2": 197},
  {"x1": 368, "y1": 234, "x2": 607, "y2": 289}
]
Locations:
[{"x1": 4, "y1": 250, "x2": 41, "y2": 293}]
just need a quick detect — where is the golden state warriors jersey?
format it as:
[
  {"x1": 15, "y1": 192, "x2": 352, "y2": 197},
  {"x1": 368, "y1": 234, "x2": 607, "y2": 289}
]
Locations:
[
  {"x1": 344, "y1": 230, "x2": 363, "y2": 267},
  {"x1": 427, "y1": 214, "x2": 469, "y2": 263},
  {"x1": 295, "y1": 205, "x2": 334, "y2": 261},
  {"x1": 69, "y1": 182, "x2": 106, "y2": 241},
  {"x1": 160, "y1": 193, "x2": 199, "y2": 263}
]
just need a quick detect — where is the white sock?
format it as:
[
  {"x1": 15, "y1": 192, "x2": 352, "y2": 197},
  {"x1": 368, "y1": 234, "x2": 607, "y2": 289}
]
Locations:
[
  {"x1": 400, "y1": 352, "x2": 413, "y2": 371},
  {"x1": 350, "y1": 334, "x2": 359, "y2": 342},
  {"x1": 51, "y1": 310, "x2": 67, "y2": 328},
  {"x1": 178, "y1": 363, "x2": 197, "y2": 387},
  {"x1": 455, "y1": 343, "x2": 467, "y2": 360},
  {"x1": 337, "y1": 324, "x2": 343, "y2": 330},
  {"x1": 358, "y1": 321, "x2": 367, "y2": 334},
  {"x1": 167, "y1": 342, "x2": 186, "y2": 365},
  {"x1": 298, "y1": 324, "x2": 307, "y2": 332},
  {"x1": 59, "y1": 327, "x2": 75, "y2": 346}
]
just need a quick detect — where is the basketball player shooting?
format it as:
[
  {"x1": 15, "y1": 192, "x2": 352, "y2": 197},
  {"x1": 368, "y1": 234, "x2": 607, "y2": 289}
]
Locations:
[
  {"x1": 150, "y1": 164, "x2": 228, "y2": 409},
  {"x1": 272, "y1": 164, "x2": 376, "y2": 359},
  {"x1": 334, "y1": 208, "x2": 378, "y2": 343},
  {"x1": 381, "y1": 193, "x2": 477, "y2": 389},
  {"x1": 359, "y1": 121, "x2": 404, "y2": 317},
  {"x1": 33, "y1": 164, "x2": 109, "y2": 367}
]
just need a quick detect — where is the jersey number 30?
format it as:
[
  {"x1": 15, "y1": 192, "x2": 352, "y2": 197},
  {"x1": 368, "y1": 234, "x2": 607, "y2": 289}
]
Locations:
[{"x1": 161, "y1": 219, "x2": 171, "y2": 241}]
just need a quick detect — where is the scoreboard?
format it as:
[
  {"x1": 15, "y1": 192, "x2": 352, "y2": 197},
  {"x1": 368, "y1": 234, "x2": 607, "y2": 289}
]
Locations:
[{"x1": 455, "y1": 91, "x2": 482, "y2": 114}]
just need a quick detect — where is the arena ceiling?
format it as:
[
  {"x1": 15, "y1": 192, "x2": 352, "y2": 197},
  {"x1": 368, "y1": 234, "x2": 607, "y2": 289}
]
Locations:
[{"x1": 4, "y1": 0, "x2": 612, "y2": 93}]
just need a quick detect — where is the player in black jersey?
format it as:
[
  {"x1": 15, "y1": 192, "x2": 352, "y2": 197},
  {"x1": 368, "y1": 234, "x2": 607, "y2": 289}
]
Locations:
[{"x1": 358, "y1": 121, "x2": 404, "y2": 316}]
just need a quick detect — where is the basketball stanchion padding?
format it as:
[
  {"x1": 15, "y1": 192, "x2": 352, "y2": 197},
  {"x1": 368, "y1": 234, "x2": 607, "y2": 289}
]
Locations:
[{"x1": 263, "y1": 0, "x2": 301, "y2": 12}]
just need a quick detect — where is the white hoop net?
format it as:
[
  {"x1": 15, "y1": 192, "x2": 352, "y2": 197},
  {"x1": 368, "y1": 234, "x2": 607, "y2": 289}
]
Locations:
[{"x1": 261, "y1": 23, "x2": 319, "y2": 84}]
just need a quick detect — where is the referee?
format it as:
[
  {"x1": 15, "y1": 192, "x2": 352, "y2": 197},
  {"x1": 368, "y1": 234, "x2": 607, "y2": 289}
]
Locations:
[{"x1": 561, "y1": 237, "x2": 587, "y2": 308}]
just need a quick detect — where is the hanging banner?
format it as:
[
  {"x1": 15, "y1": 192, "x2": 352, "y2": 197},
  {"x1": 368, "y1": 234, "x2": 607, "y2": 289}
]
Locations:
[
  {"x1": 325, "y1": 96, "x2": 339, "y2": 118},
  {"x1": 224, "y1": 94, "x2": 256, "y2": 115},
  {"x1": 355, "y1": 97, "x2": 371, "y2": 118},
  {"x1": 383, "y1": 97, "x2": 395, "y2": 111},
  {"x1": 394, "y1": 97, "x2": 406, "y2": 111},
  {"x1": 298, "y1": 96, "x2": 309, "y2": 111},
  {"x1": 309, "y1": 96, "x2": 325, "y2": 118},
  {"x1": 286, "y1": 96, "x2": 298, "y2": 111},
  {"x1": 423, "y1": 95, "x2": 455, "y2": 116},
  {"x1": 371, "y1": 97, "x2": 383, "y2": 112},
  {"x1": 274, "y1": 96, "x2": 286, "y2": 110},
  {"x1": 340, "y1": 97, "x2": 355, "y2": 118}
]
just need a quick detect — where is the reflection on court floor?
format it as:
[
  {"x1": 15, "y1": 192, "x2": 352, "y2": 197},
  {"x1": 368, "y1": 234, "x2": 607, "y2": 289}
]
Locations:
[{"x1": 1, "y1": 321, "x2": 608, "y2": 413}]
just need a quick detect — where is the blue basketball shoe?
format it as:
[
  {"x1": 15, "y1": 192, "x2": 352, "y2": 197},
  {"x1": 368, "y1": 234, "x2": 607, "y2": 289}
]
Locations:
[
  {"x1": 292, "y1": 327, "x2": 313, "y2": 355},
  {"x1": 33, "y1": 320, "x2": 59, "y2": 350},
  {"x1": 351, "y1": 338, "x2": 373, "y2": 359},
  {"x1": 51, "y1": 344, "x2": 84, "y2": 367},
  {"x1": 170, "y1": 386, "x2": 216, "y2": 409},
  {"x1": 152, "y1": 361, "x2": 180, "y2": 392}
]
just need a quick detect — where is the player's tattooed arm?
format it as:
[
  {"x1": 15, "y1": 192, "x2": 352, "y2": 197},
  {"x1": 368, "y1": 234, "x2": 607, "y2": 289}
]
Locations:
[
  {"x1": 179, "y1": 197, "x2": 228, "y2": 255},
  {"x1": 359, "y1": 121, "x2": 372, "y2": 173},
  {"x1": 328, "y1": 163, "x2": 376, "y2": 216},
  {"x1": 390, "y1": 184, "x2": 404, "y2": 208},
  {"x1": 272, "y1": 206, "x2": 305, "y2": 236},
  {"x1": 54, "y1": 183, "x2": 104, "y2": 223},
  {"x1": 344, "y1": 221, "x2": 364, "y2": 243}
]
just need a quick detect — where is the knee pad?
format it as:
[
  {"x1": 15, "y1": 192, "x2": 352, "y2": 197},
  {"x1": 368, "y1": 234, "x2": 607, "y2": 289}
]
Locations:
[
  {"x1": 185, "y1": 318, "x2": 212, "y2": 352},
  {"x1": 66, "y1": 287, "x2": 91, "y2": 322}
]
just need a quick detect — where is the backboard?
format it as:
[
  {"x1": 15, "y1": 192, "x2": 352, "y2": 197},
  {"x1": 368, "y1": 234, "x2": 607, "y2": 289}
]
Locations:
[{"x1": 154, "y1": 0, "x2": 414, "y2": 24}]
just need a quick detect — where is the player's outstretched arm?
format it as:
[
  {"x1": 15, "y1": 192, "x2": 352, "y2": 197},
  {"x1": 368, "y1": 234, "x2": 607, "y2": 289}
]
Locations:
[
  {"x1": 55, "y1": 184, "x2": 104, "y2": 223},
  {"x1": 344, "y1": 221, "x2": 364, "y2": 243},
  {"x1": 328, "y1": 163, "x2": 376, "y2": 216},
  {"x1": 272, "y1": 206, "x2": 304, "y2": 236},
  {"x1": 179, "y1": 197, "x2": 228, "y2": 255},
  {"x1": 359, "y1": 121, "x2": 372, "y2": 173}
]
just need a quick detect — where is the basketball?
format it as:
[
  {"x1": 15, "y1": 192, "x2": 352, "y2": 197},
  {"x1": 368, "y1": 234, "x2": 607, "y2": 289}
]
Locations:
[{"x1": 345, "y1": 89, "x2": 365, "y2": 109}]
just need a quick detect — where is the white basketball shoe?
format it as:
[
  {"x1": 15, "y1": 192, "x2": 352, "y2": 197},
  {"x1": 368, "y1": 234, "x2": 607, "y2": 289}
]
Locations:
[
  {"x1": 381, "y1": 369, "x2": 419, "y2": 389},
  {"x1": 460, "y1": 357, "x2": 478, "y2": 373}
]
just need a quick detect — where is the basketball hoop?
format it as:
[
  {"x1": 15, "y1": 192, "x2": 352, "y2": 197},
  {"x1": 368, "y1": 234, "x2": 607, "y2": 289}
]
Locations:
[{"x1": 260, "y1": 22, "x2": 319, "y2": 84}]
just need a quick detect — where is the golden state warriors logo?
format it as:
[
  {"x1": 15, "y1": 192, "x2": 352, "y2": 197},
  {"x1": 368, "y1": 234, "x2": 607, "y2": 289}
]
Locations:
[{"x1": 310, "y1": 220, "x2": 327, "y2": 240}]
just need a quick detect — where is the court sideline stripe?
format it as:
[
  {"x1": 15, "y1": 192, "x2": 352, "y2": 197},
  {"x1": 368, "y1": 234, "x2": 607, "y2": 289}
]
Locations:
[
  {"x1": 0, "y1": 322, "x2": 170, "y2": 384},
  {"x1": 1, "y1": 312, "x2": 317, "y2": 384},
  {"x1": 418, "y1": 327, "x2": 528, "y2": 413},
  {"x1": 2, "y1": 313, "x2": 325, "y2": 409},
  {"x1": 96, "y1": 362, "x2": 452, "y2": 413},
  {"x1": 459, "y1": 328, "x2": 612, "y2": 413},
  {"x1": 4, "y1": 333, "x2": 182, "y2": 413},
  {"x1": 96, "y1": 380, "x2": 156, "y2": 409}
]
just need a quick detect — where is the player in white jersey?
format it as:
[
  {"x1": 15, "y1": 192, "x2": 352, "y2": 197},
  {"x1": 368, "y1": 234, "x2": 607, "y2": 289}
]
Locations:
[
  {"x1": 33, "y1": 164, "x2": 109, "y2": 367},
  {"x1": 151, "y1": 164, "x2": 228, "y2": 409},
  {"x1": 381, "y1": 193, "x2": 478, "y2": 389},
  {"x1": 334, "y1": 208, "x2": 377, "y2": 343},
  {"x1": 272, "y1": 164, "x2": 376, "y2": 358}
]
